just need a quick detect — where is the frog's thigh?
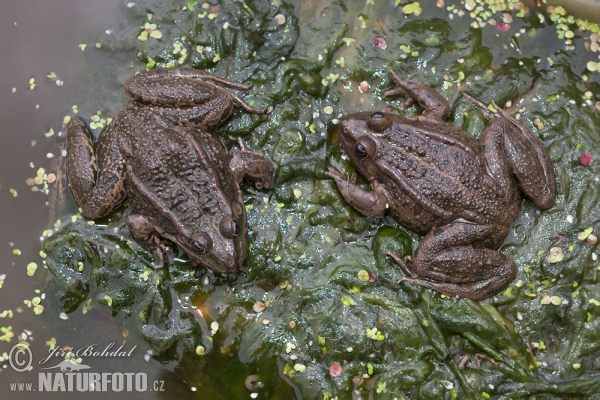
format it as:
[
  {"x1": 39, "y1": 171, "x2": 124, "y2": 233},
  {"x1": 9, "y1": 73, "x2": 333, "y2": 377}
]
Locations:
[
  {"x1": 66, "y1": 118, "x2": 127, "y2": 220},
  {"x1": 126, "y1": 214, "x2": 165, "y2": 268},
  {"x1": 409, "y1": 223, "x2": 516, "y2": 300},
  {"x1": 502, "y1": 116, "x2": 556, "y2": 210},
  {"x1": 230, "y1": 150, "x2": 274, "y2": 190},
  {"x1": 66, "y1": 118, "x2": 97, "y2": 207}
]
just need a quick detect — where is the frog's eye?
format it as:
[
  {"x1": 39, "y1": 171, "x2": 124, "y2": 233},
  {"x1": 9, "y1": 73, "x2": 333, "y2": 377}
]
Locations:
[
  {"x1": 192, "y1": 233, "x2": 213, "y2": 253},
  {"x1": 220, "y1": 216, "x2": 241, "y2": 238},
  {"x1": 355, "y1": 143, "x2": 369, "y2": 158},
  {"x1": 366, "y1": 112, "x2": 392, "y2": 133},
  {"x1": 354, "y1": 136, "x2": 377, "y2": 159}
]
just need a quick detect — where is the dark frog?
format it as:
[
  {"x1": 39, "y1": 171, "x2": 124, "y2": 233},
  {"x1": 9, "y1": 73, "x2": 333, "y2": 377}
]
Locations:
[
  {"x1": 66, "y1": 68, "x2": 274, "y2": 272},
  {"x1": 327, "y1": 70, "x2": 556, "y2": 300}
]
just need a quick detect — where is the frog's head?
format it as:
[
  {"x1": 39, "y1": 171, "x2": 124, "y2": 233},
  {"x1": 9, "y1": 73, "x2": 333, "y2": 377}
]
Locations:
[
  {"x1": 169, "y1": 212, "x2": 247, "y2": 274},
  {"x1": 337, "y1": 111, "x2": 395, "y2": 179}
]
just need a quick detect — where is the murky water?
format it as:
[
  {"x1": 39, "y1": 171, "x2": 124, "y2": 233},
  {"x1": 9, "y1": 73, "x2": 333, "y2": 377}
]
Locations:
[{"x1": 0, "y1": 2, "x2": 190, "y2": 399}]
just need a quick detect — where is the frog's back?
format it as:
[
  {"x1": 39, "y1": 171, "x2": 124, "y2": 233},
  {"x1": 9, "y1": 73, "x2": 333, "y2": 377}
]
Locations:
[
  {"x1": 117, "y1": 107, "x2": 244, "y2": 238},
  {"x1": 378, "y1": 119, "x2": 498, "y2": 230},
  {"x1": 385, "y1": 119, "x2": 485, "y2": 184}
]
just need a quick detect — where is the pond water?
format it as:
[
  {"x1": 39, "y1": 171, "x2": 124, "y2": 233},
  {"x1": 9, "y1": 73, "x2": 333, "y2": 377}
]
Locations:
[
  {"x1": 2, "y1": 1, "x2": 600, "y2": 399},
  {"x1": 0, "y1": 2, "x2": 192, "y2": 399}
]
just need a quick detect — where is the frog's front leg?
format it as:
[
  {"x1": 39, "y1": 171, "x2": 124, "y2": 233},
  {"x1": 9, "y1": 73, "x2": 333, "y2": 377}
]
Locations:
[
  {"x1": 325, "y1": 167, "x2": 388, "y2": 218},
  {"x1": 389, "y1": 222, "x2": 516, "y2": 301},
  {"x1": 126, "y1": 214, "x2": 174, "y2": 269},
  {"x1": 66, "y1": 118, "x2": 127, "y2": 220},
  {"x1": 230, "y1": 142, "x2": 275, "y2": 190},
  {"x1": 383, "y1": 69, "x2": 450, "y2": 121}
]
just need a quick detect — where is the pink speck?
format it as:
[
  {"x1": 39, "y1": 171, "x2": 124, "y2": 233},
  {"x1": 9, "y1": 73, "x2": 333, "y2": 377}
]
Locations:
[
  {"x1": 358, "y1": 81, "x2": 369, "y2": 93},
  {"x1": 385, "y1": 108, "x2": 392, "y2": 113},
  {"x1": 329, "y1": 362, "x2": 342, "y2": 377},
  {"x1": 369, "y1": 272, "x2": 376, "y2": 282},
  {"x1": 581, "y1": 153, "x2": 594, "y2": 166},
  {"x1": 373, "y1": 37, "x2": 387, "y2": 50},
  {"x1": 497, "y1": 22, "x2": 510, "y2": 32}
]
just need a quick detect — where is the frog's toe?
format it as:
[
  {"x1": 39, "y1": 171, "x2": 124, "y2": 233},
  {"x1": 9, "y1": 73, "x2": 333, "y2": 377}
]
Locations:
[
  {"x1": 261, "y1": 178, "x2": 274, "y2": 190},
  {"x1": 325, "y1": 166, "x2": 344, "y2": 180},
  {"x1": 151, "y1": 250, "x2": 165, "y2": 269}
]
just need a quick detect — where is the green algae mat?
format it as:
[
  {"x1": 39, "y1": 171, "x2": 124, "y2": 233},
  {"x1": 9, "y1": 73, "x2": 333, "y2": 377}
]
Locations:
[{"x1": 39, "y1": 0, "x2": 600, "y2": 398}]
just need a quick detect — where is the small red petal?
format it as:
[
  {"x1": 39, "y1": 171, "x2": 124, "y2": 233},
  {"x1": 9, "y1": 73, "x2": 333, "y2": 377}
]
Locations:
[
  {"x1": 581, "y1": 153, "x2": 594, "y2": 166},
  {"x1": 329, "y1": 362, "x2": 342, "y2": 377},
  {"x1": 497, "y1": 22, "x2": 510, "y2": 32},
  {"x1": 373, "y1": 37, "x2": 387, "y2": 49},
  {"x1": 369, "y1": 272, "x2": 376, "y2": 282}
]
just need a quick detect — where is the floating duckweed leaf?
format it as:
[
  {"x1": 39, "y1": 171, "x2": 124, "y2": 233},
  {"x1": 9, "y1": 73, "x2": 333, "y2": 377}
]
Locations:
[
  {"x1": 402, "y1": 2, "x2": 422, "y2": 16},
  {"x1": 547, "y1": 247, "x2": 564, "y2": 263},
  {"x1": 26, "y1": 263, "x2": 37, "y2": 276},
  {"x1": 341, "y1": 37, "x2": 356, "y2": 45},
  {"x1": 357, "y1": 270, "x2": 370, "y2": 281},
  {"x1": 341, "y1": 296, "x2": 357, "y2": 306},
  {"x1": 293, "y1": 364, "x2": 306, "y2": 373},
  {"x1": 578, "y1": 227, "x2": 594, "y2": 241},
  {"x1": 187, "y1": 0, "x2": 197, "y2": 11}
]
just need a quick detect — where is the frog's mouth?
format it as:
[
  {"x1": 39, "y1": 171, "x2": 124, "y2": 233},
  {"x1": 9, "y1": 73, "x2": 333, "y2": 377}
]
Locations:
[
  {"x1": 186, "y1": 244, "x2": 243, "y2": 274},
  {"x1": 166, "y1": 233, "x2": 243, "y2": 274}
]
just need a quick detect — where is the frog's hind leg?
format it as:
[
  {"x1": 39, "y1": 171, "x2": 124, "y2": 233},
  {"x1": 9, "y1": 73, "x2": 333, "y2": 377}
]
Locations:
[
  {"x1": 230, "y1": 92, "x2": 268, "y2": 114},
  {"x1": 383, "y1": 69, "x2": 450, "y2": 121},
  {"x1": 230, "y1": 139, "x2": 275, "y2": 190},
  {"x1": 66, "y1": 117, "x2": 127, "y2": 220},
  {"x1": 464, "y1": 94, "x2": 556, "y2": 210},
  {"x1": 389, "y1": 222, "x2": 517, "y2": 301}
]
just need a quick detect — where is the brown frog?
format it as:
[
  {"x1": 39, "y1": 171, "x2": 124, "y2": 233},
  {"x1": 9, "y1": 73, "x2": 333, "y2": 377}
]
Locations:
[
  {"x1": 327, "y1": 70, "x2": 556, "y2": 300},
  {"x1": 66, "y1": 68, "x2": 274, "y2": 272}
]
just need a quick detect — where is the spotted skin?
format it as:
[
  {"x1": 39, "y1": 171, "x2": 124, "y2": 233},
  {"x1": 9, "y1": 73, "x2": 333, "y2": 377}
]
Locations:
[
  {"x1": 327, "y1": 72, "x2": 556, "y2": 300},
  {"x1": 66, "y1": 68, "x2": 274, "y2": 272}
]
